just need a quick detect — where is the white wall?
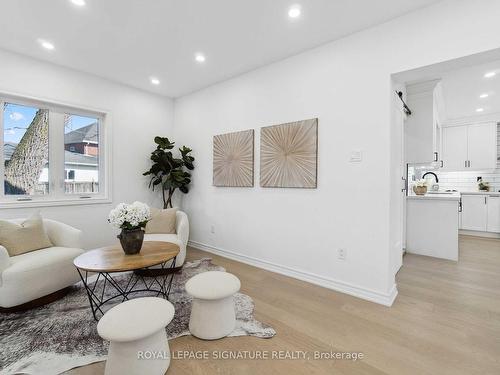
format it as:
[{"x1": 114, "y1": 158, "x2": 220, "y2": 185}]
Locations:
[
  {"x1": 0, "y1": 49, "x2": 174, "y2": 248},
  {"x1": 390, "y1": 82, "x2": 406, "y2": 277},
  {"x1": 173, "y1": 0, "x2": 500, "y2": 305}
]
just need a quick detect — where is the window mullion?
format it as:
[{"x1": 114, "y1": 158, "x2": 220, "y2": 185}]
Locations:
[
  {"x1": 49, "y1": 111, "x2": 65, "y2": 199},
  {"x1": 0, "y1": 99, "x2": 4, "y2": 197}
]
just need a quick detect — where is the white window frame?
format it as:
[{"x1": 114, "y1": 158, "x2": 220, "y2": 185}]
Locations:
[{"x1": 0, "y1": 92, "x2": 112, "y2": 208}]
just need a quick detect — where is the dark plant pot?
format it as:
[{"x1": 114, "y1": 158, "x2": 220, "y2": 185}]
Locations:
[{"x1": 117, "y1": 228, "x2": 144, "y2": 255}]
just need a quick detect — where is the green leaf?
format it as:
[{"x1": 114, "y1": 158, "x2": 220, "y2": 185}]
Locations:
[{"x1": 154, "y1": 136, "x2": 175, "y2": 150}]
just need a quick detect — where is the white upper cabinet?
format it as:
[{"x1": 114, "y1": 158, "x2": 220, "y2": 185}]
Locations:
[
  {"x1": 442, "y1": 126, "x2": 468, "y2": 170},
  {"x1": 467, "y1": 123, "x2": 497, "y2": 170},
  {"x1": 441, "y1": 122, "x2": 497, "y2": 171},
  {"x1": 405, "y1": 80, "x2": 441, "y2": 164}
]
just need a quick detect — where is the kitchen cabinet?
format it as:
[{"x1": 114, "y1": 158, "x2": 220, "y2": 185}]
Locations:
[
  {"x1": 405, "y1": 80, "x2": 440, "y2": 164},
  {"x1": 461, "y1": 195, "x2": 488, "y2": 231},
  {"x1": 441, "y1": 122, "x2": 497, "y2": 171},
  {"x1": 461, "y1": 194, "x2": 500, "y2": 233},
  {"x1": 442, "y1": 126, "x2": 468, "y2": 170},
  {"x1": 468, "y1": 123, "x2": 497, "y2": 169},
  {"x1": 487, "y1": 195, "x2": 500, "y2": 232}
]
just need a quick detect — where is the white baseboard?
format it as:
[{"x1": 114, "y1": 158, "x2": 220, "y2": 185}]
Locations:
[{"x1": 188, "y1": 240, "x2": 398, "y2": 307}]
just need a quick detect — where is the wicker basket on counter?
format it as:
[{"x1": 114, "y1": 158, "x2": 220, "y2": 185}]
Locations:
[{"x1": 413, "y1": 186, "x2": 428, "y2": 195}]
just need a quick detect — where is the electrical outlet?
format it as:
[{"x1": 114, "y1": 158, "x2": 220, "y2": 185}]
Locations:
[
  {"x1": 210, "y1": 224, "x2": 215, "y2": 234},
  {"x1": 338, "y1": 248, "x2": 346, "y2": 261}
]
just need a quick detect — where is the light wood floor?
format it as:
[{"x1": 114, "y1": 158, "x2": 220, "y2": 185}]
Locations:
[{"x1": 69, "y1": 235, "x2": 500, "y2": 375}]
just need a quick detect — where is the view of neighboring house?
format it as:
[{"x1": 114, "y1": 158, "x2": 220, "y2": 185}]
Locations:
[
  {"x1": 3, "y1": 122, "x2": 99, "y2": 194},
  {"x1": 64, "y1": 122, "x2": 99, "y2": 156},
  {"x1": 63, "y1": 123, "x2": 99, "y2": 191}
]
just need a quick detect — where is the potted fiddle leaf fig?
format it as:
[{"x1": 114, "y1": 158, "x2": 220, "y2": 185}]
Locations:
[{"x1": 143, "y1": 137, "x2": 195, "y2": 208}]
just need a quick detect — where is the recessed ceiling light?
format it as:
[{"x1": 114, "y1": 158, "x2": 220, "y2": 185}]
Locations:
[
  {"x1": 476, "y1": 108, "x2": 484, "y2": 113},
  {"x1": 288, "y1": 5, "x2": 301, "y2": 19},
  {"x1": 484, "y1": 71, "x2": 496, "y2": 78},
  {"x1": 479, "y1": 93, "x2": 489, "y2": 99},
  {"x1": 150, "y1": 77, "x2": 160, "y2": 85},
  {"x1": 71, "y1": 0, "x2": 86, "y2": 6},
  {"x1": 39, "y1": 39, "x2": 55, "y2": 50},
  {"x1": 195, "y1": 53, "x2": 206, "y2": 63}
]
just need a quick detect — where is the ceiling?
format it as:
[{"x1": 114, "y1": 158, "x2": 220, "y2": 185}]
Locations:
[
  {"x1": 441, "y1": 60, "x2": 500, "y2": 120},
  {"x1": 0, "y1": 0, "x2": 441, "y2": 98}
]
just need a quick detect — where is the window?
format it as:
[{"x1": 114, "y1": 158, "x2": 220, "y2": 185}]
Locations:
[
  {"x1": 66, "y1": 170, "x2": 75, "y2": 180},
  {"x1": 0, "y1": 95, "x2": 108, "y2": 206},
  {"x1": 3, "y1": 103, "x2": 49, "y2": 196},
  {"x1": 64, "y1": 114, "x2": 100, "y2": 194}
]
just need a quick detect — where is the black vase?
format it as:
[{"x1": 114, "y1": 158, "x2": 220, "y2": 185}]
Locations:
[{"x1": 117, "y1": 228, "x2": 144, "y2": 255}]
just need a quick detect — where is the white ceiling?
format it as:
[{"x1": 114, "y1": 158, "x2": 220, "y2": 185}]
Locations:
[
  {"x1": 0, "y1": 0, "x2": 440, "y2": 98},
  {"x1": 441, "y1": 60, "x2": 500, "y2": 120}
]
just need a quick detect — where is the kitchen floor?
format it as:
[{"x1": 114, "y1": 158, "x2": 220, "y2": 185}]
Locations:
[{"x1": 69, "y1": 236, "x2": 500, "y2": 375}]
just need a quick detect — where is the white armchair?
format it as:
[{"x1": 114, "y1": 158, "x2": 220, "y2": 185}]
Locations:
[
  {"x1": 143, "y1": 210, "x2": 189, "y2": 268},
  {"x1": 0, "y1": 219, "x2": 84, "y2": 310}
]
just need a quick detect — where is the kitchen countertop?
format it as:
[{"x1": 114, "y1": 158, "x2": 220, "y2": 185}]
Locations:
[
  {"x1": 460, "y1": 191, "x2": 500, "y2": 196},
  {"x1": 407, "y1": 192, "x2": 461, "y2": 201},
  {"x1": 407, "y1": 191, "x2": 500, "y2": 200}
]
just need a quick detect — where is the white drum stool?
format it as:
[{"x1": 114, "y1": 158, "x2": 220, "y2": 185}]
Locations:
[
  {"x1": 185, "y1": 271, "x2": 241, "y2": 340},
  {"x1": 97, "y1": 297, "x2": 175, "y2": 375}
]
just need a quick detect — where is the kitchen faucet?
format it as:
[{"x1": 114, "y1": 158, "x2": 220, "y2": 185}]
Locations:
[{"x1": 422, "y1": 172, "x2": 439, "y2": 183}]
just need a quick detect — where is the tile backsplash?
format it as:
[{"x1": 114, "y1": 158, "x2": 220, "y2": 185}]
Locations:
[{"x1": 434, "y1": 170, "x2": 500, "y2": 192}]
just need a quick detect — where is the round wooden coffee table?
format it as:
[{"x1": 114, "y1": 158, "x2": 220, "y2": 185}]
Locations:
[{"x1": 74, "y1": 241, "x2": 179, "y2": 320}]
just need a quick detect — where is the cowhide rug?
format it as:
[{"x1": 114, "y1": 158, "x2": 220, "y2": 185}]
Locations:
[{"x1": 0, "y1": 258, "x2": 275, "y2": 375}]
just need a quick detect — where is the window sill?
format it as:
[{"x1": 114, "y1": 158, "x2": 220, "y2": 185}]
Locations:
[{"x1": 0, "y1": 197, "x2": 112, "y2": 209}]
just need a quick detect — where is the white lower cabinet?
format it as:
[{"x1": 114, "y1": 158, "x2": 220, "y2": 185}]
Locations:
[
  {"x1": 487, "y1": 196, "x2": 500, "y2": 233},
  {"x1": 461, "y1": 194, "x2": 500, "y2": 233},
  {"x1": 461, "y1": 195, "x2": 488, "y2": 231}
]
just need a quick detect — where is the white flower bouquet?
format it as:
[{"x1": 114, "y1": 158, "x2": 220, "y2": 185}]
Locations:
[
  {"x1": 414, "y1": 179, "x2": 427, "y2": 187},
  {"x1": 108, "y1": 201, "x2": 151, "y2": 230}
]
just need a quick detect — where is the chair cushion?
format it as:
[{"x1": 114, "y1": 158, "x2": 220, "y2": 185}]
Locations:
[
  {"x1": 0, "y1": 212, "x2": 53, "y2": 256},
  {"x1": 145, "y1": 208, "x2": 177, "y2": 234},
  {"x1": 185, "y1": 271, "x2": 241, "y2": 300},
  {"x1": 6, "y1": 246, "x2": 84, "y2": 274},
  {"x1": 143, "y1": 233, "x2": 181, "y2": 246},
  {"x1": 0, "y1": 246, "x2": 84, "y2": 308},
  {"x1": 97, "y1": 297, "x2": 175, "y2": 342}
]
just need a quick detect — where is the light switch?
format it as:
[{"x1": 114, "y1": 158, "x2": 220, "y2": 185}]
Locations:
[{"x1": 350, "y1": 150, "x2": 362, "y2": 162}]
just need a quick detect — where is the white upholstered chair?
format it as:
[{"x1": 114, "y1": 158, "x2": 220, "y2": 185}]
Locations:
[
  {"x1": 143, "y1": 210, "x2": 189, "y2": 268},
  {"x1": 0, "y1": 219, "x2": 84, "y2": 310}
]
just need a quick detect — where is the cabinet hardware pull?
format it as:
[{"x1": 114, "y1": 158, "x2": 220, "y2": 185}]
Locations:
[
  {"x1": 465, "y1": 160, "x2": 467, "y2": 168},
  {"x1": 434, "y1": 152, "x2": 438, "y2": 162},
  {"x1": 440, "y1": 160, "x2": 443, "y2": 168}
]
